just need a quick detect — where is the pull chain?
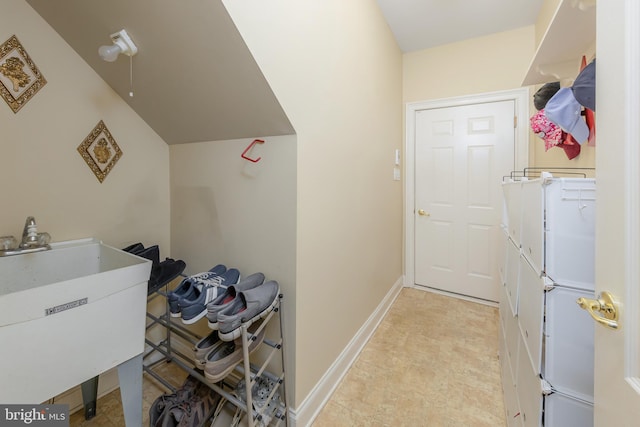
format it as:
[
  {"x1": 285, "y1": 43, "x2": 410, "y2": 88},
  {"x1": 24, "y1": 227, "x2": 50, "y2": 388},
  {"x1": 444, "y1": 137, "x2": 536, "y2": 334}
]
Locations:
[{"x1": 129, "y1": 55, "x2": 134, "y2": 97}]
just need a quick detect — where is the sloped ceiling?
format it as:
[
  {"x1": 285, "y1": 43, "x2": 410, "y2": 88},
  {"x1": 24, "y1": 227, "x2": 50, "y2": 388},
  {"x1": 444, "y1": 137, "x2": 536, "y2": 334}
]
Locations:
[{"x1": 26, "y1": 0, "x2": 295, "y2": 145}]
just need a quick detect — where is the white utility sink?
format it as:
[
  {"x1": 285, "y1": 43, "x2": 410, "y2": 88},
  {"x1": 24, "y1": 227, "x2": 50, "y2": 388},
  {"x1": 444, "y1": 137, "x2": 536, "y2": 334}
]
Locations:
[{"x1": 0, "y1": 238, "x2": 151, "y2": 424}]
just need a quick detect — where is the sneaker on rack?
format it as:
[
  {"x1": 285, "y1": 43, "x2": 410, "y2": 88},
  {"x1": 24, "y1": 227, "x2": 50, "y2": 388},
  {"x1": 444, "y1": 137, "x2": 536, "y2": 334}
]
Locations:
[
  {"x1": 203, "y1": 320, "x2": 266, "y2": 383},
  {"x1": 179, "y1": 268, "x2": 241, "y2": 324},
  {"x1": 206, "y1": 272, "x2": 265, "y2": 329},
  {"x1": 193, "y1": 330, "x2": 223, "y2": 370},
  {"x1": 167, "y1": 264, "x2": 227, "y2": 317},
  {"x1": 216, "y1": 281, "x2": 280, "y2": 341}
]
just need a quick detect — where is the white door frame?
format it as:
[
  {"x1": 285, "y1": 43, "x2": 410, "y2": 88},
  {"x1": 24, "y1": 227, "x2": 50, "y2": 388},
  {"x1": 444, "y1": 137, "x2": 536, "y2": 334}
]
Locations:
[
  {"x1": 621, "y1": 0, "x2": 640, "y2": 392},
  {"x1": 404, "y1": 88, "x2": 530, "y2": 290},
  {"x1": 593, "y1": 0, "x2": 640, "y2": 422}
]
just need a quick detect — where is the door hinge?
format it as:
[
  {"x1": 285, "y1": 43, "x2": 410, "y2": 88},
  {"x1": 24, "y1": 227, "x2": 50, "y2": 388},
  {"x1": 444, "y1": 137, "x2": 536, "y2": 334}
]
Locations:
[{"x1": 514, "y1": 116, "x2": 518, "y2": 128}]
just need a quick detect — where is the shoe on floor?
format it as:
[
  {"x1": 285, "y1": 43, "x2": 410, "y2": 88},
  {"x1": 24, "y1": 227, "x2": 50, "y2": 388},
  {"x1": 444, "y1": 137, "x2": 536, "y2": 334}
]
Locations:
[
  {"x1": 149, "y1": 375, "x2": 200, "y2": 427},
  {"x1": 203, "y1": 320, "x2": 265, "y2": 383},
  {"x1": 206, "y1": 272, "x2": 265, "y2": 329},
  {"x1": 216, "y1": 281, "x2": 280, "y2": 341},
  {"x1": 167, "y1": 265, "x2": 227, "y2": 317},
  {"x1": 179, "y1": 268, "x2": 241, "y2": 325},
  {"x1": 162, "y1": 382, "x2": 221, "y2": 427},
  {"x1": 193, "y1": 330, "x2": 222, "y2": 370}
]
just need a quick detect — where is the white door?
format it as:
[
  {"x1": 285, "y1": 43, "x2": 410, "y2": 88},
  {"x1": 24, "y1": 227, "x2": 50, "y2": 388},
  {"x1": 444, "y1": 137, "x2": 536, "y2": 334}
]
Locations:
[
  {"x1": 414, "y1": 100, "x2": 515, "y2": 302},
  {"x1": 589, "y1": 1, "x2": 640, "y2": 424}
]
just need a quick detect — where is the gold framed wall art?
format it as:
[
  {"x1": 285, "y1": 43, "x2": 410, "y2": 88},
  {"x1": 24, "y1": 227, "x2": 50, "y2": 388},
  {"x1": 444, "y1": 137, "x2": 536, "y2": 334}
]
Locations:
[
  {"x1": 0, "y1": 35, "x2": 47, "y2": 113},
  {"x1": 77, "y1": 120, "x2": 123, "y2": 183}
]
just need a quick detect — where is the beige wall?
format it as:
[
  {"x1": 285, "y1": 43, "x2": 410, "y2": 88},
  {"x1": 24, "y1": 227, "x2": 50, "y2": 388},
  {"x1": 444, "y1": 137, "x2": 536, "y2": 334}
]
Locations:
[
  {"x1": 169, "y1": 135, "x2": 297, "y2": 374},
  {"x1": 1, "y1": 1, "x2": 170, "y2": 253},
  {"x1": 403, "y1": 26, "x2": 535, "y2": 104},
  {"x1": 222, "y1": 0, "x2": 404, "y2": 408}
]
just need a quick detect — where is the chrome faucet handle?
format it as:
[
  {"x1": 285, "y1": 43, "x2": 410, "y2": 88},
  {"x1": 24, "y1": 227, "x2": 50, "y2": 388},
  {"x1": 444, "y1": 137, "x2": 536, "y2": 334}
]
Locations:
[
  {"x1": 37, "y1": 232, "x2": 51, "y2": 246},
  {"x1": 0, "y1": 236, "x2": 17, "y2": 250},
  {"x1": 20, "y1": 216, "x2": 40, "y2": 247}
]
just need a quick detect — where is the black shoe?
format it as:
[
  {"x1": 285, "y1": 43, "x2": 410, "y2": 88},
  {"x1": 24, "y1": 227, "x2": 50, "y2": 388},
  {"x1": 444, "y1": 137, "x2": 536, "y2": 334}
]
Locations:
[
  {"x1": 148, "y1": 258, "x2": 186, "y2": 295},
  {"x1": 122, "y1": 242, "x2": 144, "y2": 253},
  {"x1": 137, "y1": 245, "x2": 160, "y2": 265}
]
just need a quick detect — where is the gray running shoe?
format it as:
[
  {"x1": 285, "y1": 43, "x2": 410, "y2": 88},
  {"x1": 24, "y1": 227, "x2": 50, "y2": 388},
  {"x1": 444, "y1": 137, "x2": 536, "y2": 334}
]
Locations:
[
  {"x1": 149, "y1": 375, "x2": 199, "y2": 427},
  {"x1": 203, "y1": 321, "x2": 266, "y2": 383},
  {"x1": 175, "y1": 384, "x2": 221, "y2": 427},
  {"x1": 193, "y1": 331, "x2": 222, "y2": 370},
  {"x1": 216, "y1": 281, "x2": 280, "y2": 341},
  {"x1": 206, "y1": 272, "x2": 265, "y2": 329}
]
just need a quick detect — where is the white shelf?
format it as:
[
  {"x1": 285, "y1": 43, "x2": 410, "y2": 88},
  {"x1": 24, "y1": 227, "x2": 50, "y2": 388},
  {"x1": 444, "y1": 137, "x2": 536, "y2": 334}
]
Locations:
[{"x1": 522, "y1": 0, "x2": 596, "y2": 86}]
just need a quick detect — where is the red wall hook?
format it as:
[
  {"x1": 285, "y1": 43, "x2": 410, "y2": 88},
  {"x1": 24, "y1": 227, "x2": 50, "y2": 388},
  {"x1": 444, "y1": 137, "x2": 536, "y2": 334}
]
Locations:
[{"x1": 241, "y1": 139, "x2": 265, "y2": 163}]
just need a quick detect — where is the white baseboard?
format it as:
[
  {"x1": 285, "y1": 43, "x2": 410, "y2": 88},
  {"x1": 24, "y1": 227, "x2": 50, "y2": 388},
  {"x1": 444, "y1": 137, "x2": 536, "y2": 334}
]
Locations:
[{"x1": 289, "y1": 276, "x2": 404, "y2": 427}]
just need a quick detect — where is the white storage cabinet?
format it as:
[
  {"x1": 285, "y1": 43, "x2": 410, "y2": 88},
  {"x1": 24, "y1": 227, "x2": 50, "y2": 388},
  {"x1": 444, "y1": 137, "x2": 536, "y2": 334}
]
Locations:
[{"x1": 499, "y1": 175, "x2": 595, "y2": 427}]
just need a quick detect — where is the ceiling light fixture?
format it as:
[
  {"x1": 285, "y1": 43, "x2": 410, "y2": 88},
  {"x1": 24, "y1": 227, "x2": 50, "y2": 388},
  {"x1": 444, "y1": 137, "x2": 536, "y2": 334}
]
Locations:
[
  {"x1": 98, "y1": 29, "x2": 137, "y2": 62},
  {"x1": 98, "y1": 29, "x2": 138, "y2": 97}
]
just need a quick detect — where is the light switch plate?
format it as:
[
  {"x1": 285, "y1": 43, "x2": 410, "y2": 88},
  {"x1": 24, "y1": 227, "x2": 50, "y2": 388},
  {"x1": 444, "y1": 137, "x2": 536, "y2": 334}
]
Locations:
[{"x1": 393, "y1": 167, "x2": 401, "y2": 181}]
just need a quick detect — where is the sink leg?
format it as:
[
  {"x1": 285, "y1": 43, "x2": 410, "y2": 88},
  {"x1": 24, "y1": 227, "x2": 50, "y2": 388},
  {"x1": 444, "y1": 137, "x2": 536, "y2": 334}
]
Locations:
[
  {"x1": 118, "y1": 354, "x2": 143, "y2": 427},
  {"x1": 80, "y1": 376, "x2": 99, "y2": 420}
]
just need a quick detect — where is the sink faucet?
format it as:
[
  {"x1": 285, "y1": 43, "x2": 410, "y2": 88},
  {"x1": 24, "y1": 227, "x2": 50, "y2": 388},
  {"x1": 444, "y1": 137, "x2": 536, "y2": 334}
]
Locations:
[
  {"x1": 20, "y1": 216, "x2": 39, "y2": 248},
  {"x1": 0, "y1": 216, "x2": 51, "y2": 256}
]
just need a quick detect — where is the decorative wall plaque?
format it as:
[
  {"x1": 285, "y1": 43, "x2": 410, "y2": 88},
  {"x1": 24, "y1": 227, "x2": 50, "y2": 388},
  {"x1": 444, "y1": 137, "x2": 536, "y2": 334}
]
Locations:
[
  {"x1": 77, "y1": 120, "x2": 123, "y2": 183},
  {"x1": 0, "y1": 35, "x2": 46, "y2": 113}
]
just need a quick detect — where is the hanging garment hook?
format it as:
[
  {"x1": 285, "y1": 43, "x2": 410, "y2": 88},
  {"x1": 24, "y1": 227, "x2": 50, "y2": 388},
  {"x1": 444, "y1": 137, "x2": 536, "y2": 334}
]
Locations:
[{"x1": 241, "y1": 139, "x2": 265, "y2": 163}]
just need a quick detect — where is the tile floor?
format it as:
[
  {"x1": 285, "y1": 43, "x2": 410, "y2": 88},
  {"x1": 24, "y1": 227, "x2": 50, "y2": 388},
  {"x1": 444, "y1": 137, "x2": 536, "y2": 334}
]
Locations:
[
  {"x1": 311, "y1": 288, "x2": 506, "y2": 426},
  {"x1": 68, "y1": 361, "x2": 183, "y2": 427},
  {"x1": 69, "y1": 287, "x2": 506, "y2": 427}
]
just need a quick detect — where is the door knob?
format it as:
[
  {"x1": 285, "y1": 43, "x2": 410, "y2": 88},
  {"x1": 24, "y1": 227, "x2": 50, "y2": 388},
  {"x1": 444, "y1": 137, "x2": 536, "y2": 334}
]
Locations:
[
  {"x1": 418, "y1": 209, "x2": 430, "y2": 217},
  {"x1": 576, "y1": 291, "x2": 619, "y2": 330}
]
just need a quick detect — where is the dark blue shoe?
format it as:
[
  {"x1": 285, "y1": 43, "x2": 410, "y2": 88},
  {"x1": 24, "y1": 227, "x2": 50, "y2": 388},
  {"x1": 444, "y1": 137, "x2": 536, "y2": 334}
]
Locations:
[
  {"x1": 167, "y1": 265, "x2": 227, "y2": 317},
  {"x1": 179, "y1": 269, "x2": 241, "y2": 324}
]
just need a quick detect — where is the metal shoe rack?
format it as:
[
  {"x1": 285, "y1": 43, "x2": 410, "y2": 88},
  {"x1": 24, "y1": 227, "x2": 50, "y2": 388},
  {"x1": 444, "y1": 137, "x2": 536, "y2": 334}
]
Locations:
[{"x1": 143, "y1": 278, "x2": 289, "y2": 427}]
